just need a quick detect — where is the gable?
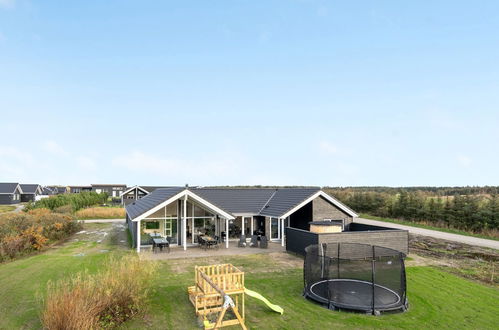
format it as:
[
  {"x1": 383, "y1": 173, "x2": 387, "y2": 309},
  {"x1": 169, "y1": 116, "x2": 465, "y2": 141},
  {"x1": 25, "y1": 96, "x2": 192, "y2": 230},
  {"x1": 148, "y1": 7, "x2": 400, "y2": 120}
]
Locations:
[
  {"x1": 20, "y1": 184, "x2": 42, "y2": 194},
  {"x1": 0, "y1": 183, "x2": 21, "y2": 194}
]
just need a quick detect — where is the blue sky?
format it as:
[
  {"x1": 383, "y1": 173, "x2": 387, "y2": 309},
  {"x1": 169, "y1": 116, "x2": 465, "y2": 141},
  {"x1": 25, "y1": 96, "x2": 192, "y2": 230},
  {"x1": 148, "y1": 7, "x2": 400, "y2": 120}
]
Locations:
[{"x1": 0, "y1": 1, "x2": 498, "y2": 187}]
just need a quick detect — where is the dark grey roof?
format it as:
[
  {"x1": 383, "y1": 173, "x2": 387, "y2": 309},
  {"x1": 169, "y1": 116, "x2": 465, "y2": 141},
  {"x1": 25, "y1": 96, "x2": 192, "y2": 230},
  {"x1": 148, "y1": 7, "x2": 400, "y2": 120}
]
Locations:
[
  {"x1": 126, "y1": 187, "x2": 184, "y2": 219},
  {"x1": 91, "y1": 184, "x2": 127, "y2": 187},
  {"x1": 259, "y1": 187, "x2": 320, "y2": 217},
  {"x1": 126, "y1": 186, "x2": 324, "y2": 220},
  {"x1": 0, "y1": 183, "x2": 20, "y2": 194},
  {"x1": 193, "y1": 188, "x2": 277, "y2": 214},
  {"x1": 42, "y1": 187, "x2": 56, "y2": 195},
  {"x1": 141, "y1": 186, "x2": 172, "y2": 193},
  {"x1": 20, "y1": 184, "x2": 41, "y2": 194}
]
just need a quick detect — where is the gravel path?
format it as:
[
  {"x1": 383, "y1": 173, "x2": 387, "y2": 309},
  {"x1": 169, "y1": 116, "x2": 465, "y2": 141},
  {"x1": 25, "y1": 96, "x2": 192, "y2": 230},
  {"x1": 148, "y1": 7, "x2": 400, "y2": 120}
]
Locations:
[
  {"x1": 13, "y1": 204, "x2": 25, "y2": 213},
  {"x1": 356, "y1": 217, "x2": 499, "y2": 250},
  {"x1": 79, "y1": 218, "x2": 125, "y2": 223}
]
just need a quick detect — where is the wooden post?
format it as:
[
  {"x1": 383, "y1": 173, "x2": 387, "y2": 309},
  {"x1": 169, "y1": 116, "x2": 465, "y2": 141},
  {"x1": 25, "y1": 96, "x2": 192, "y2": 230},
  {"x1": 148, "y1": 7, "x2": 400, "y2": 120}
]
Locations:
[
  {"x1": 281, "y1": 218, "x2": 285, "y2": 247},
  {"x1": 136, "y1": 220, "x2": 141, "y2": 253},
  {"x1": 225, "y1": 218, "x2": 229, "y2": 249},
  {"x1": 183, "y1": 195, "x2": 187, "y2": 251}
]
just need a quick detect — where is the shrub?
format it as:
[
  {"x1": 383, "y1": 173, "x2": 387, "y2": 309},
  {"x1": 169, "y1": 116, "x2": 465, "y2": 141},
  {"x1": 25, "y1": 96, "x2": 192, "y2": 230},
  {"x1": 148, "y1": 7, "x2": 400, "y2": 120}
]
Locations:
[
  {"x1": 75, "y1": 207, "x2": 125, "y2": 220},
  {"x1": 0, "y1": 212, "x2": 82, "y2": 262},
  {"x1": 54, "y1": 205, "x2": 73, "y2": 214},
  {"x1": 27, "y1": 192, "x2": 108, "y2": 213},
  {"x1": 27, "y1": 208, "x2": 52, "y2": 217},
  {"x1": 41, "y1": 255, "x2": 157, "y2": 329}
]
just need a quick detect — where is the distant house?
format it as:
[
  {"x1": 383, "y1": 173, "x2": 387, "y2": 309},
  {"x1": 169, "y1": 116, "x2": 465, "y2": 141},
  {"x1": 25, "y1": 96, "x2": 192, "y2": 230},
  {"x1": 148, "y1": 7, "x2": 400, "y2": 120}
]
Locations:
[
  {"x1": 68, "y1": 185, "x2": 92, "y2": 194},
  {"x1": 44, "y1": 186, "x2": 68, "y2": 195},
  {"x1": 120, "y1": 185, "x2": 150, "y2": 205},
  {"x1": 42, "y1": 187, "x2": 56, "y2": 195},
  {"x1": 91, "y1": 184, "x2": 127, "y2": 198},
  {"x1": 20, "y1": 184, "x2": 43, "y2": 202},
  {"x1": 120, "y1": 185, "x2": 170, "y2": 205},
  {"x1": 0, "y1": 183, "x2": 23, "y2": 205}
]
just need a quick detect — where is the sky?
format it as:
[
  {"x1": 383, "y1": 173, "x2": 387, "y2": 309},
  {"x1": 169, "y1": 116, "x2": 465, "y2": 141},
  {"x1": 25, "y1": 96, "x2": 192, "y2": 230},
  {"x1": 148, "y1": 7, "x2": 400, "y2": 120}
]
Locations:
[{"x1": 0, "y1": 1, "x2": 498, "y2": 187}]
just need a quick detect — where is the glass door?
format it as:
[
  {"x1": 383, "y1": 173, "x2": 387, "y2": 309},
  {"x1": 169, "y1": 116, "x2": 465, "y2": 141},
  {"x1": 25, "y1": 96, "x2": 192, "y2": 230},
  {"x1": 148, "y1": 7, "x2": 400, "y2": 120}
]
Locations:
[
  {"x1": 164, "y1": 219, "x2": 172, "y2": 237},
  {"x1": 270, "y1": 217, "x2": 279, "y2": 240}
]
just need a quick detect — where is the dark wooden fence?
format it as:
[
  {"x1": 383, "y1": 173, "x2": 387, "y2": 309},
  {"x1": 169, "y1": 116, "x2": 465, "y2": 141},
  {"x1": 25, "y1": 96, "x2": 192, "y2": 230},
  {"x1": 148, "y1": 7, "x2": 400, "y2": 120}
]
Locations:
[
  {"x1": 285, "y1": 227, "x2": 318, "y2": 255},
  {"x1": 286, "y1": 224, "x2": 408, "y2": 256}
]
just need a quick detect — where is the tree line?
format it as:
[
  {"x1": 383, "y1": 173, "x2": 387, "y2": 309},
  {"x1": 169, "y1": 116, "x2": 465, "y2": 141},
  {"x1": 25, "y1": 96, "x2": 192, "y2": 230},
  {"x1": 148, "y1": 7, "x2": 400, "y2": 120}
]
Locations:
[{"x1": 324, "y1": 187, "x2": 499, "y2": 233}]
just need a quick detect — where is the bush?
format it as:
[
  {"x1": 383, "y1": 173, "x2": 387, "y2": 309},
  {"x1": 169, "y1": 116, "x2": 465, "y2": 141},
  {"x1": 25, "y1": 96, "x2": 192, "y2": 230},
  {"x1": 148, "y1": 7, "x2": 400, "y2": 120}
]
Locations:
[
  {"x1": 27, "y1": 208, "x2": 52, "y2": 217},
  {"x1": 41, "y1": 255, "x2": 157, "y2": 329},
  {"x1": 54, "y1": 205, "x2": 73, "y2": 214},
  {"x1": 0, "y1": 212, "x2": 82, "y2": 262},
  {"x1": 26, "y1": 192, "x2": 108, "y2": 213}
]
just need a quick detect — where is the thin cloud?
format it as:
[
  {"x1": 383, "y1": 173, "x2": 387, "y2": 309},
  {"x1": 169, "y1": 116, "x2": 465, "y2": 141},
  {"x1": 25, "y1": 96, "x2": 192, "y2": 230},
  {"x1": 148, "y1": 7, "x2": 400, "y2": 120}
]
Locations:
[
  {"x1": 319, "y1": 141, "x2": 338, "y2": 154},
  {"x1": 77, "y1": 156, "x2": 97, "y2": 171},
  {"x1": 42, "y1": 140, "x2": 68, "y2": 156},
  {"x1": 0, "y1": 145, "x2": 34, "y2": 164},
  {"x1": 0, "y1": 0, "x2": 15, "y2": 9},
  {"x1": 111, "y1": 150, "x2": 244, "y2": 184},
  {"x1": 0, "y1": 145, "x2": 33, "y2": 180},
  {"x1": 457, "y1": 154, "x2": 472, "y2": 168}
]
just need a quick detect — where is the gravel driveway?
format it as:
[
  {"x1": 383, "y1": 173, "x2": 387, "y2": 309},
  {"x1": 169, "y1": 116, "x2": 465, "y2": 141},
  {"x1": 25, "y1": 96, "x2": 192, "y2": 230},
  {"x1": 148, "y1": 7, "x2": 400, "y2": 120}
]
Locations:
[{"x1": 355, "y1": 217, "x2": 499, "y2": 250}]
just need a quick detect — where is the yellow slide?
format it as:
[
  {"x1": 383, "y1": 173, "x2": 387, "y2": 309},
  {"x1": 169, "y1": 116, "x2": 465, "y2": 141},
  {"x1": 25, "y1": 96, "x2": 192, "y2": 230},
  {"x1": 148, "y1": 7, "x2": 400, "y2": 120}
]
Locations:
[{"x1": 244, "y1": 288, "x2": 284, "y2": 315}]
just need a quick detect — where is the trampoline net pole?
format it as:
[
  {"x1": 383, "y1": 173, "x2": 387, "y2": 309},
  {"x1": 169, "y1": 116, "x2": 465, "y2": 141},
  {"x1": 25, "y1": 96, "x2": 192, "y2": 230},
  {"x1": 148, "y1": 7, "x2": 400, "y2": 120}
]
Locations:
[
  {"x1": 337, "y1": 242, "x2": 340, "y2": 279},
  {"x1": 371, "y1": 245, "x2": 376, "y2": 314}
]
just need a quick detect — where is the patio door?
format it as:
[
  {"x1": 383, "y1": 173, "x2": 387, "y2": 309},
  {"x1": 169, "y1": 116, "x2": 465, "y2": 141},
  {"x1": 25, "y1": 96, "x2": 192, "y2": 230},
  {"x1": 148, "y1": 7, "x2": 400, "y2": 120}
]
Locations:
[
  {"x1": 164, "y1": 219, "x2": 172, "y2": 237},
  {"x1": 270, "y1": 217, "x2": 280, "y2": 240}
]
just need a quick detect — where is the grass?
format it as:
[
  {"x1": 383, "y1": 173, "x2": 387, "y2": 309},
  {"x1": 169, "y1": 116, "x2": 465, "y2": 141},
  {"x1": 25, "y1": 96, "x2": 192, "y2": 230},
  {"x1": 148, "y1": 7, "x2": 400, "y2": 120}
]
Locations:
[
  {"x1": 0, "y1": 222, "x2": 128, "y2": 329},
  {"x1": 0, "y1": 222, "x2": 497, "y2": 329},
  {"x1": 0, "y1": 205, "x2": 16, "y2": 213},
  {"x1": 42, "y1": 255, "x2": 156, "y2": 329},
  {"x1": 360, "y1": 213, "x2": 499, "y2": 241},
  {"x1": 123, "y1": 258, "x2": 499, "y2": 330},
  {"x1": 75, "y1": 207, "x2": 125, "y2": 220}
]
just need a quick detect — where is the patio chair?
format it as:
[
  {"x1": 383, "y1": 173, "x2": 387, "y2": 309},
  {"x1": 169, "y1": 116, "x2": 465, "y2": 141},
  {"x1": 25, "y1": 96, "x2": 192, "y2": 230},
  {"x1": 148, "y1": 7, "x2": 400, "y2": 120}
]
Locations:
[
  {"x1": 249, "y1": 235, "x2": 258, "y2": 248},
  {"x1": 238, "y1": 234, "x2": 246, "y2": 248},
  {"x1": 260, "y1": 236, "x2": 268, "y2": 249},
  {"x1": 207, "y1": 237, "x2": 218, "y2": 250},
  {"x1": 198, "y1": 236, "x2": 207, "y2": 250}
]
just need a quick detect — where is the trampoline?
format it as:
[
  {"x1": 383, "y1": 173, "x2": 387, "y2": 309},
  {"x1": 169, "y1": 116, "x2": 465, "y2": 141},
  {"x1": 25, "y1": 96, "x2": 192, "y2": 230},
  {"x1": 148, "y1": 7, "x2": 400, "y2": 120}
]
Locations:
[{"x1": 303, "y1": 243, "x2": 408, "y2": 315}]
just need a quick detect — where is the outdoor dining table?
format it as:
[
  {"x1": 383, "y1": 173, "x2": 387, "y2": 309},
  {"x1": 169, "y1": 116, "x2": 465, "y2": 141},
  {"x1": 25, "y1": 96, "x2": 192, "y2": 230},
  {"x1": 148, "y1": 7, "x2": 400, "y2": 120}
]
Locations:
[
  {"x1": 152, "y1": 238, "x2": 170, "y2": 253},
  {"x1": 199, "y1": 235, "x2": 218, "y2": 249}
]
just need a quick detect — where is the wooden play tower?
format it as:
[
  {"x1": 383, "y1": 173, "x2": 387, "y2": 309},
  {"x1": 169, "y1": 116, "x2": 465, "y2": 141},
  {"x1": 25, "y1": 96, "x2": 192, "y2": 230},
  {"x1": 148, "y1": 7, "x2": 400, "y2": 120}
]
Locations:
[{"x1": 188, "y1": 264, "x2": 246, "y2": 330}]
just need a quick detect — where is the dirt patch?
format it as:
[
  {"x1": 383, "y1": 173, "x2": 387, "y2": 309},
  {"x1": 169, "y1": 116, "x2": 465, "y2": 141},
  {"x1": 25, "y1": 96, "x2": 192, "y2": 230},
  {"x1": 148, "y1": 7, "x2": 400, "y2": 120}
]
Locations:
[
  {"x1": 266, "y1": 252, "x2": 304, "y2": 269},
  {"x1": 163, "y1": 252, "x2": 303, "y2": 274},
  {"x1": 405, "y1": 253, "x2": 451, "y2": 267},
  {"x1": 409, "y1": 234, "x2": 498, "y2": 286}
]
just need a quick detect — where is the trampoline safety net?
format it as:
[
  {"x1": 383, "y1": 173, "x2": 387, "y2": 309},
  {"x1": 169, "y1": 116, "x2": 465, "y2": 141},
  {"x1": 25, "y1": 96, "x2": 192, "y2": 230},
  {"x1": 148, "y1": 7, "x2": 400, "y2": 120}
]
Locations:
[{"x1": 303, "y1": 243, "x2": 408, "y2": 315}]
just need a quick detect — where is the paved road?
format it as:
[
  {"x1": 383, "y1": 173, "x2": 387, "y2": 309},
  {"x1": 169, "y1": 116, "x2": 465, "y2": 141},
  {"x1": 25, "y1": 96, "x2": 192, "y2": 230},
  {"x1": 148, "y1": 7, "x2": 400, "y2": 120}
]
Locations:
[
  {"x1": 356, "y1": 217, "x2": 499, "y2": 250},
  {"x1": 79, "y1": 218, "x2": 125, "y2": 223}
]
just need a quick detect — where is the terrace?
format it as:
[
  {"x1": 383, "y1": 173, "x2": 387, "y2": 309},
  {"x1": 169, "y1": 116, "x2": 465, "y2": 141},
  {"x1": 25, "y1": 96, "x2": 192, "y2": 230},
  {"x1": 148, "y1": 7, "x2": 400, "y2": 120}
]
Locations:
[{"x1": 139, "y1": 240, "x2": 285, "y2": 260}]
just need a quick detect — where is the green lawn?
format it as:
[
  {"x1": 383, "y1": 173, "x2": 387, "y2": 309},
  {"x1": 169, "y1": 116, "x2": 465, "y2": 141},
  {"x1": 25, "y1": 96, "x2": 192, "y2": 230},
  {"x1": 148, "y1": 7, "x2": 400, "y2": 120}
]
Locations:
[
  {"x1": 0, "y1": 205, "x2": 16, "y2": 213},
  {"x1": 360, "y1": 213, "x2": 499, "y2": 241},
  {"x1": 0, "y1": 223, "x2": 497, "y2": 329}
]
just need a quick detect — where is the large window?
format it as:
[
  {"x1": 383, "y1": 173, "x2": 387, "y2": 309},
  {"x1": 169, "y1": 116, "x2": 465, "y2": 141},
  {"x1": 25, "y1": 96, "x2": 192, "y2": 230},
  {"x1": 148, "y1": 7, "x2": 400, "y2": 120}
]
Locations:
[
  {"x1": 145, "y1": 221, "x2": 160, "y2": 230},
  {"x1": 142, "y1": 202, "x2": 179, "y2": 244}
]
